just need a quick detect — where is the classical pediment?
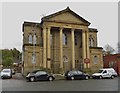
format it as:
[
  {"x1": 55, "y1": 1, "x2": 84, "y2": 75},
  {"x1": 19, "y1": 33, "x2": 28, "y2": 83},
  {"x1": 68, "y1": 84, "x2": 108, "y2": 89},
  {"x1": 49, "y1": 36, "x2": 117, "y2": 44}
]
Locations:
[{"x1": 42, "y1": 7, "x2": 90, "y2": 26}]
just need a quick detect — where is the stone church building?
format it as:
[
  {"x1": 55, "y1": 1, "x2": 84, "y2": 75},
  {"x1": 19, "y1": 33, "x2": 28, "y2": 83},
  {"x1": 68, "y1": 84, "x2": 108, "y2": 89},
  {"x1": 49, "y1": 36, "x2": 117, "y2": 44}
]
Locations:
[{"x1": 22, "y1": 7, "x2": 103, "y2": 75}]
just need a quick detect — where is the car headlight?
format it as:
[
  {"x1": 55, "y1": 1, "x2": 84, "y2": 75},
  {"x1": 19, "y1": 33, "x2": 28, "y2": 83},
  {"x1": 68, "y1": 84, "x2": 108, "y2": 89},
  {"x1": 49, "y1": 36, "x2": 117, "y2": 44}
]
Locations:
[
  {"x1": 26, "y1": 73, "x2": 30, "y2": 77},
  {"x1": 68, "y1": 73, "x2": 71, "y2": 76}
]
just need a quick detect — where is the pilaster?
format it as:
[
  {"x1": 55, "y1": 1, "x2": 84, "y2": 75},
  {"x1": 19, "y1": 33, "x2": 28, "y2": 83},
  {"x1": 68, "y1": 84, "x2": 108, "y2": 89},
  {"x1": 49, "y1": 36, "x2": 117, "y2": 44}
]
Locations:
[
  {"x1": 47, "y1": 27, "x2": 51, "y2": 69},
  {"x1": 43, "y1": 27, "x2": 47, "y2": 68}
]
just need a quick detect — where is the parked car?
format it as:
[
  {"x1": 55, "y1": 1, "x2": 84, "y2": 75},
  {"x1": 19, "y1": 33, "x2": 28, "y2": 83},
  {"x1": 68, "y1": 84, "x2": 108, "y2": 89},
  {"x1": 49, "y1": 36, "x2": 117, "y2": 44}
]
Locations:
[
  {"x1": 0, "y1": 69, "x2": 12, "y2": 79},
  {"x1": 64, "y1": 70, "x2": 90, "y2": 80},
  {"x1": 26, "y1": 70, "x2": 55, "y2": 82},
  {"x1": 92, "y1": 68, "x2": 118, "y2": 79}
]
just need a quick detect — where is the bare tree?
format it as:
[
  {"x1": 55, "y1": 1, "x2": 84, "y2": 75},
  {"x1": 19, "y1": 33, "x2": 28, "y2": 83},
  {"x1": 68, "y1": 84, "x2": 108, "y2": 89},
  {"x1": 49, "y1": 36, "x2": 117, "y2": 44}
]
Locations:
[{"x1": 104, "y1": 44, "x2": 115, "y2": 55}]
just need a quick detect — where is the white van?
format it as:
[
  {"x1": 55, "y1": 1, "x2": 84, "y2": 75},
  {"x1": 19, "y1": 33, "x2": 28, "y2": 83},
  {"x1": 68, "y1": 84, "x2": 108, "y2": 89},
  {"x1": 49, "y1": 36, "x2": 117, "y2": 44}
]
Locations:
[{"x1": 92, "y1": 68, "x2": 117, "y2": 79}]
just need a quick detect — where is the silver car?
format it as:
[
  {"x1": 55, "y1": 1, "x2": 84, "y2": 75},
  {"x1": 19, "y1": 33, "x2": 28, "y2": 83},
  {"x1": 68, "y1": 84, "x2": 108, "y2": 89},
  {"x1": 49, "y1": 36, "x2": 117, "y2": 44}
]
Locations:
[{"x1": 0, "y1": 69, "x2": 12, "y2": 79}]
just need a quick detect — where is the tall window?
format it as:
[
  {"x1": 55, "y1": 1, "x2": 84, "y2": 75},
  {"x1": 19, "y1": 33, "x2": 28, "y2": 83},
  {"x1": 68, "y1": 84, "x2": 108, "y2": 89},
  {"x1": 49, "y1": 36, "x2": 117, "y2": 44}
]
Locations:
[
  {"x1": 63, "y1": 33, "x2": 67, "y2": 45},
  {"x1": 75, "y1": 34, "x2": 77, "y2": 45},
  {"x1": 65, "y1": 34, "x2": 67, "y2": 45},
  {"x1": 89, "y1": 35, "x2": 94, "y2": 47},
  {"x1": 94, "y1": 55, "x2": 98, "y2": 64},
  {"x1": 109, "y1": 61, "x2": 114, "y2": 67},
  {"x1": 33, "y1": 34, "x2": 36, "y2": 44},
  {"x1": 32, "y1": 53, "x2": 36, "y2": 64},
  {"x1": 28, "y1": 34, "x2": 32, "y2": 44},
  {"x1": 50, "y1": 33, "x2": 52, "y2": 46},
  {"x1": 40, "y1": 32, "x2": 43, "y2": 46}
]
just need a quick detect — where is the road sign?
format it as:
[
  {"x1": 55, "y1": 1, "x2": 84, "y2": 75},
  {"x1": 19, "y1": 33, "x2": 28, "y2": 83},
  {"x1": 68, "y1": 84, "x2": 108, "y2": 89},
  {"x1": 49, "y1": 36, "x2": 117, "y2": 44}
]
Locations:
[{"x1": 84, "y1": 58, "x2": 90, "y2": 63}]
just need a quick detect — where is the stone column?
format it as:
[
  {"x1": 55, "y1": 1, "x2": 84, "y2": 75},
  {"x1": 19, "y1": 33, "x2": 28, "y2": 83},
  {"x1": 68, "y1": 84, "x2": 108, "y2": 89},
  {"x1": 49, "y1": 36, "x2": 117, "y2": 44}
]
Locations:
[
  {"x1": 82, "y1": 30, "x2": 87, "y2": 68},
  {"x1": 59, "y1": 27, "x2": 63, "y2": 72},
  {"x1": 43, "y1": 27, "x2": 47, "y2": 68},
  {"x1": 71, "y1": 28, "x2": 75, "y2": 69},
  {"x1": 47, "y1": 27, "x2": 51, "y2": 69},
  {"x1": 86, "y1": 29, "x2": 90, "y2": 68}
]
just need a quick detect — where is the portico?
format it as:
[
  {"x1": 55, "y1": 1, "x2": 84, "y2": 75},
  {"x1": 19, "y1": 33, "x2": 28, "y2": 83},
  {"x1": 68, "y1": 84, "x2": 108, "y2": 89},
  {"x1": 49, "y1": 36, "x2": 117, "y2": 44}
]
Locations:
[{"x1": 42, "y1": 24, "x2": 90, "y2": 73}]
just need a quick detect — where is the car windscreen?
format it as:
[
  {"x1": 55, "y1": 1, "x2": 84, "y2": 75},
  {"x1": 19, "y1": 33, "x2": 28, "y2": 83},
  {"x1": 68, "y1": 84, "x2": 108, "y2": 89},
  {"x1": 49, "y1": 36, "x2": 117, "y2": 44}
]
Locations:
[
  {"x1": 98, "y1": 70, "x2": 103, "y2": 73},
  {"x1": 31, "y1": 70, "x2": 39, "y2": 73},
  {"x1": 69, "y1": 71, "x2": 77, "y2": 75},
  {"x1": 2, "y1": 69, "x2": 11, "y2": 72}
]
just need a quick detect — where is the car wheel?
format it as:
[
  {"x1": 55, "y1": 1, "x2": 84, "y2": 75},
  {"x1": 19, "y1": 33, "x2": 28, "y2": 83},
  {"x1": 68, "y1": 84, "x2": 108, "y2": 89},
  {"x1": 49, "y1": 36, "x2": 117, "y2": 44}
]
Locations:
[
  {"x1": 99, "y1": 76, "x2": 102, "y2": 79},
  {"x1": 71, "y1": 76, "x2": 74, "y2": 80},
  {"x1": 30, "y1": 77, "x2": 35, "y2": 82},
  {"x1": 85, "y1": 76, "x2": 89, "y2": 80},
  {"x1": 111, "y1": 75, "x2": 114, "y2": 79},
  {"x1": 49, "y1": 77, "x2": 53, "y2": 81}
]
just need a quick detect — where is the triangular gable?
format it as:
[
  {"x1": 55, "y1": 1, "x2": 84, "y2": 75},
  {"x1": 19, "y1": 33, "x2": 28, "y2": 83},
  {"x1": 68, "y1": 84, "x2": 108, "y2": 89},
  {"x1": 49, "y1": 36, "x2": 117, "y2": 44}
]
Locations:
[{"x1": 42, "y1": 7, "x2": 91, "y2": 26}]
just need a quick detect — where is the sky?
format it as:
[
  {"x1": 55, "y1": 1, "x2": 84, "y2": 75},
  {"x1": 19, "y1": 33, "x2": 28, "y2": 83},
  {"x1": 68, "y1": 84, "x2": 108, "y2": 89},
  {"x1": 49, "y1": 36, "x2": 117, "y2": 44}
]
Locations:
[{"x1": 0, "y1": 1, "x2": 118, "y2": 52}]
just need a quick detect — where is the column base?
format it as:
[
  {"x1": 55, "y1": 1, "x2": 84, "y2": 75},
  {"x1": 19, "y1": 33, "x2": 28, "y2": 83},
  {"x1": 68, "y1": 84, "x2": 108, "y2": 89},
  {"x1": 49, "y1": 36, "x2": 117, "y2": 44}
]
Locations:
[
  {"x1": 47, "y1": 61, "x2": 51, "y2": 69},
  {"x1": 72, "y1": 68, "x2": 76, "y2": 70},
  {"x1": 83, "y1": 68, "x2": 92, "y2": 74},
  {"x1": 59, "y1": 68, "x2": 64, "y2": 74}
]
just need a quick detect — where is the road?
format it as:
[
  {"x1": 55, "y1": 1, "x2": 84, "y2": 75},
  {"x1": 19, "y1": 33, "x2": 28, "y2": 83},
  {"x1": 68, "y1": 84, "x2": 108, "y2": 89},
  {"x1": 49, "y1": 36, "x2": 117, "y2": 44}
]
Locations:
[{"x1": 1, "y1": 73, "x2": 119, "y2": 91}]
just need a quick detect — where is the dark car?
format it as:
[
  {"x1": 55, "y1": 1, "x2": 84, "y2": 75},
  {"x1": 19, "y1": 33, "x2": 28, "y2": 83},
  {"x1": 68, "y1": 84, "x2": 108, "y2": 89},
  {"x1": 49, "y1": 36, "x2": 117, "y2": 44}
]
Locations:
[
  {"x1": 26, "y1": 70, "x2": 55, "y2": 82},
  {"x1": 64, "y1": 70, "x2": 90, "y2": 80}
]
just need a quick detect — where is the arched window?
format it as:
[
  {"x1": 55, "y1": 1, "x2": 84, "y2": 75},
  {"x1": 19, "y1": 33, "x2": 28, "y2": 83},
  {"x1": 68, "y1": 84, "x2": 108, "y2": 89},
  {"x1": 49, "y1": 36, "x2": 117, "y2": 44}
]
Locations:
[
  {"x1": 28, "y1": 34, "x2": 32, "y2": 44},
  {"x1": 94, "y1": 55, "x2": 98, "y2": 64},
  {"x1": 89, "y1": 35, "x2": 94, "y2": 47},
  {"x1": 32, "y1": 53, "x2": 36, "y2": 64},
  {"x1": 63, "y1": 33, "x2": 67, "y2": 45},
  {"x1": 33, "y1": 34, "x2": 36, "y2": 44}
]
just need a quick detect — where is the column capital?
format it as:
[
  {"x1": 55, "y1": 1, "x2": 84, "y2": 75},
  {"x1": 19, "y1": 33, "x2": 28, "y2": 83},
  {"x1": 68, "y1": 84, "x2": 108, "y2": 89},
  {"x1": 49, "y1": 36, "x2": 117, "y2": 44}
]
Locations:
[
  {"x1": 59, "y1": 27, "x2": 64, "y2": 31},
  {"x1": 46, "y1": 26, "x2": 51, "y2": 30},
  {"x1": 71, "y1": 28, "x2": 75, "y2": 31},
  {"x1": 82, "y1": 30, "x2": 87, "y2": 33}
]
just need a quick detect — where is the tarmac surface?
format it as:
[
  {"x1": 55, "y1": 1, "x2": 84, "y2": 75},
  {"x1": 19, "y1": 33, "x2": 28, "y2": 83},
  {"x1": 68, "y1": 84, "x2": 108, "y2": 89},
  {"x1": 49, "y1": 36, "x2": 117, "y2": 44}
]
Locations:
[{"x1": 1, "y1": 73, "x2": 118, "y2": 91}]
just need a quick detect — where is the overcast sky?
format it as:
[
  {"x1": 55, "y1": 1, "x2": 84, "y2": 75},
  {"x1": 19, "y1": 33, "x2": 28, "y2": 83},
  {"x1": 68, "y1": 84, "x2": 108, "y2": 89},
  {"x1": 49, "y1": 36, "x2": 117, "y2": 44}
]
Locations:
[{"x1": 1, "y1": 2, "x2": 118, "y2": 52}]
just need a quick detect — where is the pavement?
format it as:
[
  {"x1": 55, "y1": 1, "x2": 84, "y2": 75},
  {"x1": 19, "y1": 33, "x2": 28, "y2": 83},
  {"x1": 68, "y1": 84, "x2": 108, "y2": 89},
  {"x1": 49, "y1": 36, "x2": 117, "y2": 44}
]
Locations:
[
  {"x1": 12, "y1": 73, "x2": 25, "y2": 80},
  {"x1": 53, "y1": 74, "x2": 65, "y2": 80}
]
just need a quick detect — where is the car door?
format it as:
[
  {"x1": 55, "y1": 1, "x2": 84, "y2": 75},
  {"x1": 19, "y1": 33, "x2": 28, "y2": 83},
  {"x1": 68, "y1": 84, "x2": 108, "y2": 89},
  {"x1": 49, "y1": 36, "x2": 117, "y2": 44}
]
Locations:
[
  {"x1": 70, "y1": 71, "x2": 77, "y2": 79},
  {"x1": 38, "y1": 71, "x2": 48, "y2": 80},
  {"x1": 102, "y1": 70, "x2": 109, "y2": 78},
  {"x1": 77, "y1": 71, "x2": 84, "y2": 79},
  {"x1": 35, "y1": 71, "x2": 42, "y2": 80}
]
